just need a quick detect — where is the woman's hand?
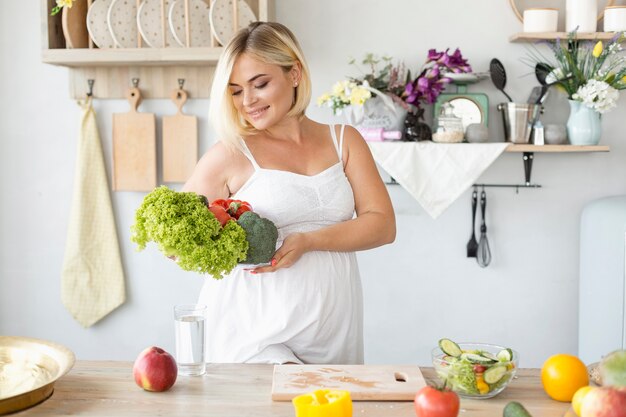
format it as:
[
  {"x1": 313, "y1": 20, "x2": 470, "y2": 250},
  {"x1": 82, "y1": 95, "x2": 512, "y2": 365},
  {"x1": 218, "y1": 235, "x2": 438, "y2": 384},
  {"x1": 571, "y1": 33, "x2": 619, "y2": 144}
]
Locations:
[{"x1": 248, "y1": 232, "x2": 310, "y2": 274}]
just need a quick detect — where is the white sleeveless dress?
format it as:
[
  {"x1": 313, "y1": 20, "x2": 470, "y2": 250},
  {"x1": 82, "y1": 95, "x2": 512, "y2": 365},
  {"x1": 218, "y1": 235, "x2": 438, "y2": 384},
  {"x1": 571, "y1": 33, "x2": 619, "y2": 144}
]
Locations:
[{"x1": 197, "y1": 125, "x2": 364, "y2": 364}]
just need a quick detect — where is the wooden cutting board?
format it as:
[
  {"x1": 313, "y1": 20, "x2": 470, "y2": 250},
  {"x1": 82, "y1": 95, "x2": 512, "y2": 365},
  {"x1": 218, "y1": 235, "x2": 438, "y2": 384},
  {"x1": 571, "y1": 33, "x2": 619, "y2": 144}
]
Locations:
[
  {"x1": 162, "y1": 88, "x2": 198, "y2": 183},
  {"x1": 112, "y1": 87, "x2": 156, "y2": 191},
  {"x1": 271, "y1": 364, "x2": 426, "y2": 401}
]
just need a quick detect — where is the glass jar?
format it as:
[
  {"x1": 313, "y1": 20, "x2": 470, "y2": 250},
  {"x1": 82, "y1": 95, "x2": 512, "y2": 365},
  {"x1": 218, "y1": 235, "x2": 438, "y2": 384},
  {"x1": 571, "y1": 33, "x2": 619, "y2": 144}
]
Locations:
[{"x1": 432, "y1": 102, "x2": 465, "y2": 143}]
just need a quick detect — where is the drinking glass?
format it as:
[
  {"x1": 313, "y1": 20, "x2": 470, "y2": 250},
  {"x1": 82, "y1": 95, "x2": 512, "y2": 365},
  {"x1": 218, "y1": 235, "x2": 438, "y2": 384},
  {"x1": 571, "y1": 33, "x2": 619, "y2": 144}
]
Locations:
[{"x1": 174, "y1": 304, "x2": 206, "y2": 376}]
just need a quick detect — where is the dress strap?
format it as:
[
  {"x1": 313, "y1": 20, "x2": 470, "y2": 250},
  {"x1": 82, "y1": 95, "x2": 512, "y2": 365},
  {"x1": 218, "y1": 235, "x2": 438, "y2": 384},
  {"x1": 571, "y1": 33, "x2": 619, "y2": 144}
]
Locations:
[
  {"x1": 239, "y1": 138, "x2": 260, "y2": 170},
  {"x1": 329, "y1": 124, "x2": 345, "y2": 162}
]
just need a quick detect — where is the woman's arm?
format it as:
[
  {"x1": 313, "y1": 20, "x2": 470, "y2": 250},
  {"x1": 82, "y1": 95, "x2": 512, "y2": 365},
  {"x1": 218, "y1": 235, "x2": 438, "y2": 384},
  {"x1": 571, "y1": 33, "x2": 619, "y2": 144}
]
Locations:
[
  {"x1": 253, "y1": 126, "x2": 395, "y2": 272},
  {"x1": 182, "y1": 142, "x2": 233, "y2": 201}
]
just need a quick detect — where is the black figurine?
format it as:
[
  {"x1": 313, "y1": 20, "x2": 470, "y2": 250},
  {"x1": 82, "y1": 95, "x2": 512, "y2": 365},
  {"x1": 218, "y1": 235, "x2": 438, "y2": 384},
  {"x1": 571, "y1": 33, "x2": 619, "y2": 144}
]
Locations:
[{"x1": 404, "y1": 108, "x2": 432, "y2": 141}]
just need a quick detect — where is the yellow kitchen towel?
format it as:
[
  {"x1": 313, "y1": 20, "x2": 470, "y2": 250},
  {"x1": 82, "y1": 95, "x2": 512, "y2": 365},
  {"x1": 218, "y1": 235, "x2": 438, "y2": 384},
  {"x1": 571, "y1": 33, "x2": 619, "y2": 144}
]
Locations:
[{"x1": 62, "y1": 98, "x2": 126, "y2": 328}]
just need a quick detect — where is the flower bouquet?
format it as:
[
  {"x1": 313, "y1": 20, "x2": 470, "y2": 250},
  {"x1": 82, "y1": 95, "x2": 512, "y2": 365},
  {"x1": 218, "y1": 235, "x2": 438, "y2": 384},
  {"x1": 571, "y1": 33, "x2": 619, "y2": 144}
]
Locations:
[
  {"x1": 527, "y1": 31, "x2": 626, "y2": 144},
  {"x1": 317, "y1": 54, "x2": 410, "y2": 131}
]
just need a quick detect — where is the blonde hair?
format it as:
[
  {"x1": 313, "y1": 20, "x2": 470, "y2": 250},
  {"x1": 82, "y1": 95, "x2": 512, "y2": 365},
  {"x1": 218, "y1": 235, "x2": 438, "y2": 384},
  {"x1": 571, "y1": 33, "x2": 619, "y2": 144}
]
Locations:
[{"x1": 209, "y1": 22, "x2": 312, "y2": 149}]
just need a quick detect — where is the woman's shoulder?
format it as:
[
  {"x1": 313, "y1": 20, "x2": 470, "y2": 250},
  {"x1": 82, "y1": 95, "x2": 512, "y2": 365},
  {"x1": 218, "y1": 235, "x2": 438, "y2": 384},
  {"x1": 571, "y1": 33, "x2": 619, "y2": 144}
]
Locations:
[
  {"x1": 306, "y1": 119, "x2": 363, "y2": 141},
  {"x1": 197, "y1": 140, "x2": 247, "y2": 172}
]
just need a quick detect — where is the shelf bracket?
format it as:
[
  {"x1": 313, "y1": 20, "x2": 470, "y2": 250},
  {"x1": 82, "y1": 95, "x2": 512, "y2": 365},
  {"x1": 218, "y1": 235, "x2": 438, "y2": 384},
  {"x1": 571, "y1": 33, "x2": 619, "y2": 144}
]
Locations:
[{"x1": 523, "y1": 151, "x2": 534, "y2": 186}]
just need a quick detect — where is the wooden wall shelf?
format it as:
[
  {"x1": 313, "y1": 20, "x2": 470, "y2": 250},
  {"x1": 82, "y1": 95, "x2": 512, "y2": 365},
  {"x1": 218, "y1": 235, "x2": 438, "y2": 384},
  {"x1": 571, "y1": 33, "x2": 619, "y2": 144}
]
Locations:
[
  {"x1": 42, "y1": 48, "x2": 224, "y2": 67},
  {"x1": 41, "y1": 0, "x2": 271, "y2": 98},
  {"x1": 509, "y1": 32, "x2": 618, "y2": 42},
  {"x1": 505, "y1": 144, "x2": 610, "y2": 153}
]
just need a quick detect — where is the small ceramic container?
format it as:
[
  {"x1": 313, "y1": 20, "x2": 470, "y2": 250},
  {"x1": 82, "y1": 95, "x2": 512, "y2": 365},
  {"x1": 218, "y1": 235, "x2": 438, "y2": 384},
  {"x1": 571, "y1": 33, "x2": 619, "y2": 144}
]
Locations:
[
  {"x1": 544, "y1": 124, "x2": 568, "y2": 145},
  {"x1": 524, "y1": 8, "x2": 558, "y2": 33},
  {"x1": 465, "y1": 123, "x2": 490, "y2": 143},
  {"x1": 604, "y1": 6, "x2": 626, "y2": 32}
]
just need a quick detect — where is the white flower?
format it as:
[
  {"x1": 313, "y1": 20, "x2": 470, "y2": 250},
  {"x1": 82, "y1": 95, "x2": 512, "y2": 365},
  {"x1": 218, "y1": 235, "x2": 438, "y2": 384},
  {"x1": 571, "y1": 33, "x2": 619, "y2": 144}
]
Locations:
[{"x1": 572, "y1": 79, "x2": 619, "y2": 114}]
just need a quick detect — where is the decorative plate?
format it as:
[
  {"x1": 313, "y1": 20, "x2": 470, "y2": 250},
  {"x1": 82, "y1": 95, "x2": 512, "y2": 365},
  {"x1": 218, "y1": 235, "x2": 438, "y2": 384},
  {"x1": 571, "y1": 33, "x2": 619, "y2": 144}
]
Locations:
[
  {"x1": 137, "y1": 0, "x2": 180, "y2": 48},
  {"x1": 86, "y1": 0, "x2": 116, "y2": 48},
  {"x1": 168, "y1": 0, "x2": 212, "y2": 47},
  {"x1": 108, "y1": 0, "x2": 140, "y2": 48},
  {"x1": 209, "y1": 0, "x2": 256, "y2": 46}
]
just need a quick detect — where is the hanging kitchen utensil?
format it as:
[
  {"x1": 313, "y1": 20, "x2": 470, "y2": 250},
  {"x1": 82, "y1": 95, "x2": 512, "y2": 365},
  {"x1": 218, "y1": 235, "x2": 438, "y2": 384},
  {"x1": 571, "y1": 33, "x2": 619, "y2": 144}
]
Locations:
[
  {"x1": 112, "y1": 82, "x2": 156, "y2": 191},
  {"x1": 466, "y1": 188, "x2": 478, "y2": 258},
  {"x1": 489, "y1": 58, "x2": 513, "y2": 103},
  {"x1": 162, "y1": 83, "x2": 198, "y2": 183},
  {"x1": 527, "y1": 86, "x2": 543, "y2": 104},
  {"x1": 476, "y1": 189, "x2": 492, "y2": 268}
]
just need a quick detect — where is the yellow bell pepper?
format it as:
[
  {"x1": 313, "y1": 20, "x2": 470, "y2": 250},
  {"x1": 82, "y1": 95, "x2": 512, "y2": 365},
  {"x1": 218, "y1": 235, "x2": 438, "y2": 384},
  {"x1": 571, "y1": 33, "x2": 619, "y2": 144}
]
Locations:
[
  {"x1": 475, "y1": 375, "x2": 490, "y2": 395},
  {"x1": 292, "y1": 389, "x2": 352, "y2": 417}
]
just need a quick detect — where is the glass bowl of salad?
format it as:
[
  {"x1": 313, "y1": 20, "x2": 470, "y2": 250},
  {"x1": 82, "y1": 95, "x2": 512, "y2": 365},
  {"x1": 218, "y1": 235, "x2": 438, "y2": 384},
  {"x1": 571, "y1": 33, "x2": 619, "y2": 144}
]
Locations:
[{"x1": 432, "y1": 339, "x2": 518, "y2": 399}]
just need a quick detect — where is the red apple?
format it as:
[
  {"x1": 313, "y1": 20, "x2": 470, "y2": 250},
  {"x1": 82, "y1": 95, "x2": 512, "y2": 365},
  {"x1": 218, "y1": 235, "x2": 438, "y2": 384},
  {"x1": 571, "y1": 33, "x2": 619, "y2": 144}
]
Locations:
[
  {"x1": 132, "y1": 346, "x2": 178, "y2": 392},
  {"x1": 581, "y1": 386, "x2": 626, "y2": 417}
]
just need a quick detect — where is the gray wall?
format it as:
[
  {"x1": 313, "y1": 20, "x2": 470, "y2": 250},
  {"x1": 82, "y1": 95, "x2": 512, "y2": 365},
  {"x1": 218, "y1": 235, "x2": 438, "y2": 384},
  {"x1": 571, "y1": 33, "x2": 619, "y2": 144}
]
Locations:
[{"x1": 1, "y1": 0, "x2": 625, "y2": 367}]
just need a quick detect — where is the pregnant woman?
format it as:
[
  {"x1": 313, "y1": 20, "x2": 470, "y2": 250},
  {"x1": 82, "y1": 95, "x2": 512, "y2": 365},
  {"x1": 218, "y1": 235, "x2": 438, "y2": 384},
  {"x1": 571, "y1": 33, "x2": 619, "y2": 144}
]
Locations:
[{"x1": 183, "y1": 21, "x2": 395, "y2": 364}]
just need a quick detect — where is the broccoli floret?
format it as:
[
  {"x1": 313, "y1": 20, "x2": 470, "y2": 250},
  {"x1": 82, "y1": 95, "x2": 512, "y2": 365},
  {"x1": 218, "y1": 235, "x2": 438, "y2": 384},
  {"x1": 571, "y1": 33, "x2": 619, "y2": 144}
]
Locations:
[{"x1": 236, "y1": 211, "x2": 278, "y2": 264}]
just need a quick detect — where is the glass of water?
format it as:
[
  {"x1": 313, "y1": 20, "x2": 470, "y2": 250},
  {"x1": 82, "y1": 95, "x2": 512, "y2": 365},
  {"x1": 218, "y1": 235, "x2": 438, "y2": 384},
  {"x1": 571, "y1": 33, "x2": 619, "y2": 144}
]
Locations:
[{"x1": 174, "y1": 304, "x2": 206, "y2": 376}]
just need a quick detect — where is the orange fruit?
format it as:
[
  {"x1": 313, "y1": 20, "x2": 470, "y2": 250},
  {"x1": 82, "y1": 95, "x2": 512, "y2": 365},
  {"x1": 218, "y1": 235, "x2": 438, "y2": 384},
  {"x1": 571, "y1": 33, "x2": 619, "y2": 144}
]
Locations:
[
  {"x1": 571, "y1": 386, "x2": 595, "y2": 416},
  {"x1": 541, "y1": 354, "x2": 589, "y2": 402}
]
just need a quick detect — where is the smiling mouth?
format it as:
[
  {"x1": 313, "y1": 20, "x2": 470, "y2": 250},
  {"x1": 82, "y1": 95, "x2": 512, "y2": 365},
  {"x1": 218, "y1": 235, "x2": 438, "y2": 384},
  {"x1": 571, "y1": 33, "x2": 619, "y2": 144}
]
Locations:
[{"x1": 247, "y1": 106, "x2": 269, "y2": 120}]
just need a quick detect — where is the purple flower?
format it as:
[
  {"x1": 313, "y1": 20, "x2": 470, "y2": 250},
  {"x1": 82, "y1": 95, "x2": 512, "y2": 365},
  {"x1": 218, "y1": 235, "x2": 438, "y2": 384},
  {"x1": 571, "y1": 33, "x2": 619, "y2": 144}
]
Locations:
[
  {"x1": 426, "y1": 49, "x2": 445, "y2": 63},
  {"x1": 403, "y1": 47, "x2": 472, "y2": 109}
]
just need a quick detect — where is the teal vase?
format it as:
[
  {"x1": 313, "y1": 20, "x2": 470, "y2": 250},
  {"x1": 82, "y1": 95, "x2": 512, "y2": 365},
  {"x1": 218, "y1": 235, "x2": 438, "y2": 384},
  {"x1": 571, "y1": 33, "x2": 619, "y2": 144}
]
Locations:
[{"x1": 567, "y1": 100, "x2": 601, "y2": 145}]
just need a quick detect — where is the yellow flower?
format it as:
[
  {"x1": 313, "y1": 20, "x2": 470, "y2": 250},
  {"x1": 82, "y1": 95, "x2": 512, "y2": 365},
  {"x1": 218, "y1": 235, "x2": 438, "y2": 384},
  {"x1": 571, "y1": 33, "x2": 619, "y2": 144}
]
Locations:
[
  {"x1": 316, "y1": 93, "x2": 331, "y2": 106},
  {"x1": 593, "y1": 41, "x2": 603, "y2": 58},
  {"x1": 332, "y1": 81, "x2": 347, "y2": 96},
  {"x1": 622, "y1": 75, "x2": 626, "y2": 83},
  {"x1": 349, "y1": 87, "x2": 371, "y2": 106}
]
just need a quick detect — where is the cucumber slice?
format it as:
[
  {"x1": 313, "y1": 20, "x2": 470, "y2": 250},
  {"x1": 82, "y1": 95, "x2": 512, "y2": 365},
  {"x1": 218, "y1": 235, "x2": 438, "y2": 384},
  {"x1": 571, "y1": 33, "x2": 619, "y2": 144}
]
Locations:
[
  {"x1": 438, "y1": 338, "x2": 462, "y2": 357},
  {"x1": 497, "y1": 348, "x2": 513, "y2": 362},
  {"x1": 461, "y1": 353, "x2": 496, "y2": 364},
  {"x1": 481, "y1": 351, "x2": 498, "y2": 361},
  {"x1": 484, "y1": 364, "x2": 507, "y2": 384}
]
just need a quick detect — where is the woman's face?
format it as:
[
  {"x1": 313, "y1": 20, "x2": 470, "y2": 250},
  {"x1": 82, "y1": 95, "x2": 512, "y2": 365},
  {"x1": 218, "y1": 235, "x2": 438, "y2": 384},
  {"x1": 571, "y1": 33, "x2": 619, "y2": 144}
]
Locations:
[{"x1": 229, "y1": 53, "x2": 299, "y2": 130}]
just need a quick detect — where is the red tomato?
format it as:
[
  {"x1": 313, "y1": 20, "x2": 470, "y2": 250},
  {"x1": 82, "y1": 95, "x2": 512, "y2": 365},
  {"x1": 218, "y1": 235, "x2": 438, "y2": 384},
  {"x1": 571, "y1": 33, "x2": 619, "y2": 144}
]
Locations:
[
  {"x1": 208, "y1": 205, "x2": 233, "y2": 227},
  {"x1": 473, "y1": 365, "x2": 486, "y2": 374},
  {"x1": 414, "y1": 386, "x2": 459, "y2": 417}
]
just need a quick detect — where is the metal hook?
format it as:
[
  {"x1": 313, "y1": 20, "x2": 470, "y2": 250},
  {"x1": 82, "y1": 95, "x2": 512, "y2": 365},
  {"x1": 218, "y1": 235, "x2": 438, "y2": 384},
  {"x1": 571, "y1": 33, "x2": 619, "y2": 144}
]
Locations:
[
  {"x1": 178, "y1": 78, "x2": 185, "y2": 89},
  {"x1": 87, "y1": 79, "x2": 95, "y2": 97},
  {"x1": 132, "y1": 78, "x2": 139, "y2": 88}
]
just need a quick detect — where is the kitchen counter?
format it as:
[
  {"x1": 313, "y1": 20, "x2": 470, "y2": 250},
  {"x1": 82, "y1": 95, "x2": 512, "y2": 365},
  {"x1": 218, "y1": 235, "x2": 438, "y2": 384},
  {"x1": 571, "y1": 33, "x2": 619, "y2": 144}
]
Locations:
[{"x1": 17, "y1": 361, "x2": 574, "y2": 417}]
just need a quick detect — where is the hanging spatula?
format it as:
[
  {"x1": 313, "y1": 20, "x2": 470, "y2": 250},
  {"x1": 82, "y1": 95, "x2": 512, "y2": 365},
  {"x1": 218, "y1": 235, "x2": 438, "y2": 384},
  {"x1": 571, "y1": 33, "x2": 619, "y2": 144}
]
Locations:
[
  {"x1": 466, "y1": 189, "x2": 478, "y2": 258},
  {"x1": 490, "y1": 58, "x2": 513, "y2": 102}
]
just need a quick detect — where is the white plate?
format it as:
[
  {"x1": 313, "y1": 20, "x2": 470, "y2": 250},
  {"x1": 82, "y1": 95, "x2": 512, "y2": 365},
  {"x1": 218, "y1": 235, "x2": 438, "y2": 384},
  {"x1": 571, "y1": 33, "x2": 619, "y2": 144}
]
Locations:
[
  {"x1": 86, "y1": 0, "x2": 116, "y2": 48},
  {"x1": 168, "y1": 0, "x2": 212, "y2": 47},
  {"x1": 209, "y1": 0, "x2": 256, "y2": 46},
  {"x1": 108, "y1": 0, "x2": 139, "y2": 48},
  {"x1": 137, "y1": 0, "x2": 180, "y2": 48}
]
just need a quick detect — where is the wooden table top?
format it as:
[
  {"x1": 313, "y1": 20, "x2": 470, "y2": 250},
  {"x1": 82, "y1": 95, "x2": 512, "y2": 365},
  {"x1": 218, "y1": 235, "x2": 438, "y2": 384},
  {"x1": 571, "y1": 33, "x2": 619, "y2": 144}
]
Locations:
[{"x1": 15, "y1": 361, "x2": 574, "y2": 417}]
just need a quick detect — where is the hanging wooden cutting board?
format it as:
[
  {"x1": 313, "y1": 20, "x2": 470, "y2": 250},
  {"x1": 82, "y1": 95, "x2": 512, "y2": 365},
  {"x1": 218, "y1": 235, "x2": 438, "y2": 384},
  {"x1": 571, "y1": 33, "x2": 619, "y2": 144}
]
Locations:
[
  {"x1": 271, "y1": 364, "x2": 426, "y2": 401},
  {"x1": 162, "y1": 88, "x2": 198, "y2": 183},
  {"x1": 61, "y1": 0, "x2": 89, "y2": 48},
  {"x1": 112, "y1": 87, "x2": 156, "y2": 191}
]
